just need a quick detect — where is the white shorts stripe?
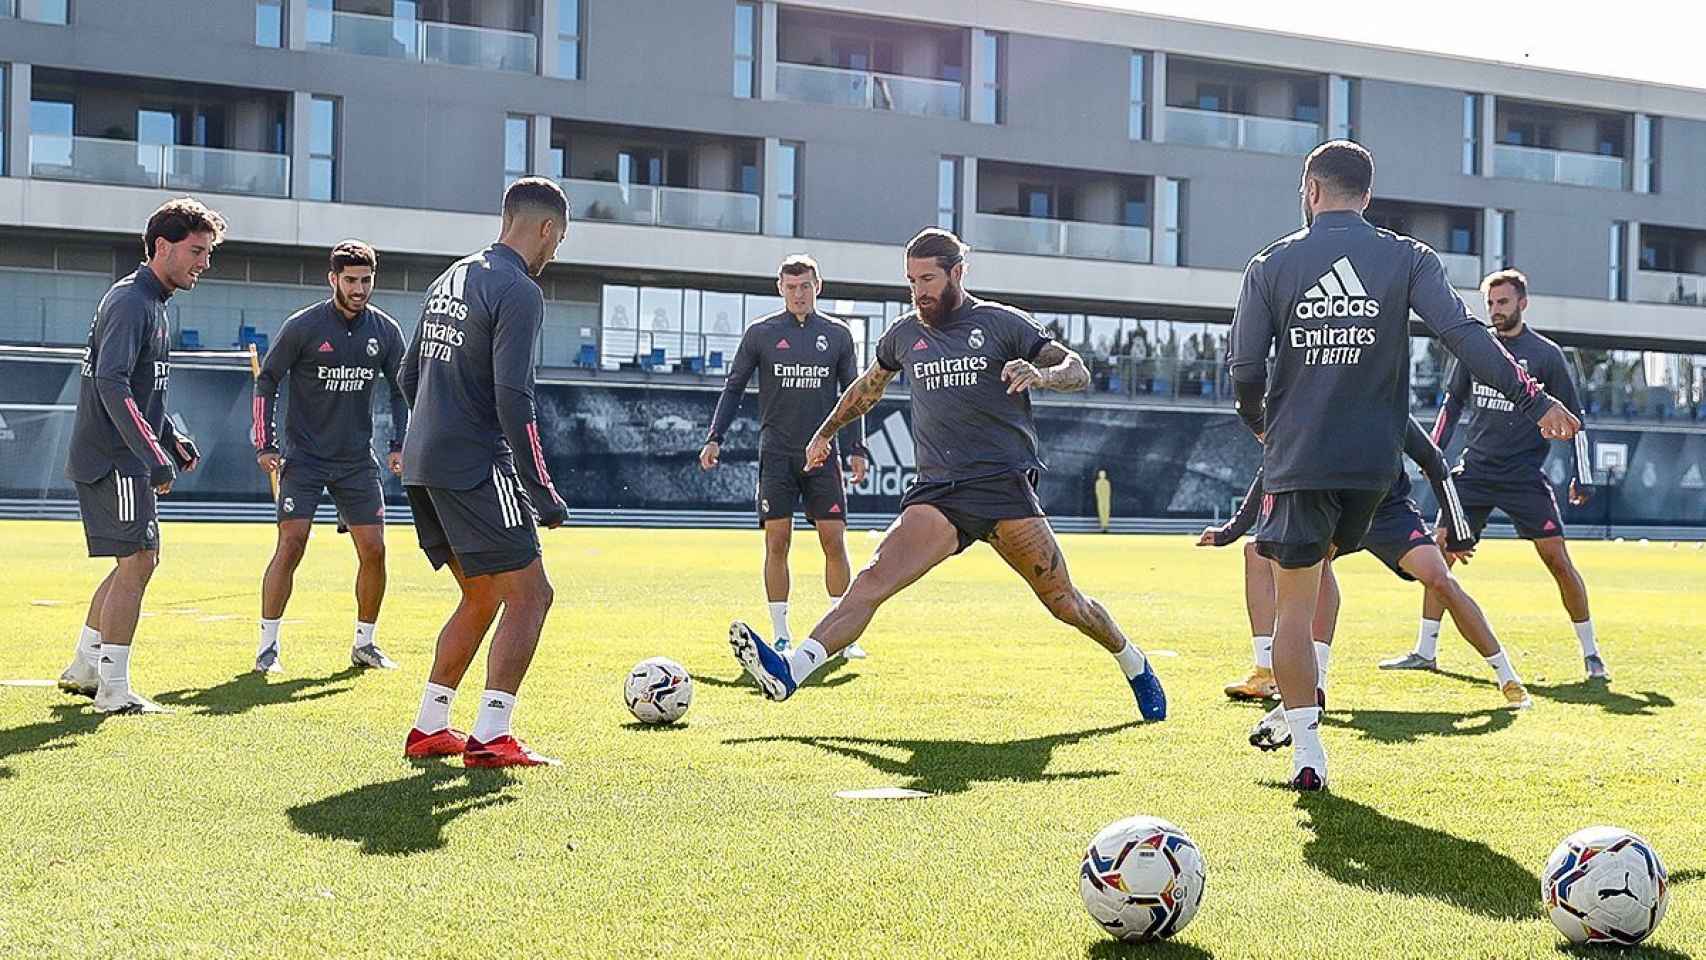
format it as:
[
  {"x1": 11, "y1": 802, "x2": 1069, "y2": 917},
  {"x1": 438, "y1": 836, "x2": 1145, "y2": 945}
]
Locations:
[
  {"x1": 1442, "y1": 477, "x2": 1470, "y2": 542},
  {"x1": 492, "y1": 467, "x2": 520, "y2": 528},
  {"x1": 1574, "y1": 432, "x2": 1592, "y2": 484}
]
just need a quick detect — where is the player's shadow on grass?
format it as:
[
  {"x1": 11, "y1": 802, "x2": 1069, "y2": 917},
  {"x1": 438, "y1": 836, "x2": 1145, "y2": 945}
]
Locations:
[
  {"x1": 0, "y1": 703, "x2": 105, "y2": 779},
  {"x1": 1296, "y1": 792, "x2": 1535, "y2": 921},
  {"x1": 287, "y1": 763, "x2": 517, "y2": 856},
  {"x1": 1087, "y1": 939, "x2": 1214, "y2": 959},
  {"x1": 696, "y1": 655, "x2": 857, "y2": 694},
  {"x1": 726, "y1": 722, "x2": 1136, "y2": 796},
  {"x1": 1437, "y1": 670, "x2": 1673, "y2": 717},
  {"x1": 1324, "y1": 706, "x2": 1516, "y2": 745},
  {"x1": 156, "y1": 666, "x2": 362, "y2": 716}
]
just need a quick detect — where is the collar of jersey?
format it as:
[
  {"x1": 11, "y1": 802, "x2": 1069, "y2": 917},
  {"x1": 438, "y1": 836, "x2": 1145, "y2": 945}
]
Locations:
[
  {"x1": 132, "y1": 262, "x2": 171, "y2": 303},
  {"x1": 488, "y1": 242, "x2": 528, "y2": 272},
  {"x1": 322, "y1": 298, "x2": 369, "y2": 330}
]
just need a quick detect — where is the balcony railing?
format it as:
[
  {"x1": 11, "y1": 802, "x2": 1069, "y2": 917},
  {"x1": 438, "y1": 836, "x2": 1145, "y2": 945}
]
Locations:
[
  {"x1": 1632, "y1": 270, "x2": 1706, "y2": 307},
  {"x1": 1492, "y1": 143, "x2": 1625, "y2": 190},
  {"x1": 1165, "y1": 106, "x2": 1320, "y2": 155},
  {"x1": 974, "y1": 213, "x2": 1152, "y2": 263},
  {"x1": 307, "y1": 9, "x2": 537, "y2": 73},
  {"x1": 1437, "y1": 252, "x2": 1484, "y2": 289},
  {"x1": 29, "y1": 135, "x2": 291, "y2": 198},
  {"x1": 774, "y1": 62, "x2": 963, "y2": 120},
  {"x1": 557, "y1": 178, "x2": 760, "y2": 234}
]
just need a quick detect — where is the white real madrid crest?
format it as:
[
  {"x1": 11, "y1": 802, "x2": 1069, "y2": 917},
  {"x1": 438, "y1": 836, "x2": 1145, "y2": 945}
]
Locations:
[
  {"x1": 815, "y1": 334, "x2": 828, "y2": 352},
  {"x1": 366, "y1": 337, "x2": 381, "y2": 357},
  {"x1": 968, "y1": 328, "x2": 985, "y2": 349}
]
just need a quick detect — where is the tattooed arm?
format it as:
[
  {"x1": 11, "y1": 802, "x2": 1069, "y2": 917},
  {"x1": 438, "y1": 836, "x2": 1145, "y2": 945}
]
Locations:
[
  {"x1": 805, "y1": 362, "x2": 897, "y2": 471},
  {"x1": 1002, "y1": 341, "x2": 1090, "y2": 394}
]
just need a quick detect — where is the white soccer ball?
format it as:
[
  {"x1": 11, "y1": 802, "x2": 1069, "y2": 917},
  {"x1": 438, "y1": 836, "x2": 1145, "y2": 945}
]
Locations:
[
  {"x1": 624, "y1": 657, "x2": 693, "y2": 724},
  {"x1": 1079, "y1": 815, "x2": 1206, "y2": 942},
  {"x1": 1542, "y1": 826, "x2": 1669, "y2": 946}
]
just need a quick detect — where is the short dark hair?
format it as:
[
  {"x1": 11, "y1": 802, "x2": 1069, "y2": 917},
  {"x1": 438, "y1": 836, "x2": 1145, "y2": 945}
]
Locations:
[
  {"x1": 778, "y1": 254, "x2": 820, "y2": 281},
  {"x1": 905, "y1": 227, "x2": 967, "y2": 270},
  {"x1": 1481, "y1": 268, "x2": 1529, "y2": 298},
  {"x1": 503, "y1": 176, "x2": 569, "y2": 224},
  {"x1": 1303, "y1": 140, "x2": 1374, "y2": 198},
  {"x1": 329, "y1": 239, "x2": 377, "y2": 275},
  {"x1": 143, "y1": 197, "x2": 226, "y2": 258}
]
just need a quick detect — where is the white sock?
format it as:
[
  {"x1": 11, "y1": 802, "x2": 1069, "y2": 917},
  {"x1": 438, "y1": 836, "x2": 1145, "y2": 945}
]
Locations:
[
  {"x1": 77, "y1": 625, "x2": 102, "y2": 665},
  {"x1": 1252, "y1": 635, "x2": 1273, "y2": 670},
  {"x1": 353, "y1": 621, "x2": 376, "y2": 650},
  {"x1": 98, "y1": 643, "x2": 132, "y2": 695},
  {"x1": 1313, "y1": 641, "x2": 1332, "y2": 690},
  {"x1": 1286, "y1": 706, "x2": 1326, "y2": 775},
  {"x1": 1485, "y1": 650, "x2": 1519, "y2": 685},
  {"x1": 258, "y1": 618, "x2": 281, "y2": 656},
  {"x1": 1574, "y1": 619, "x2": 1599, "y2": 657},
  {"x1": 414, "y1": 682, "x2": 456, "y2": 733},
  {"x1": 1113, "y1": 640, "x2": 1148, "y2": 679},
  {"x1": 768, "y1": 601, "x2": 790, "y2": 642},
  {"x1": 786, "y1": 638, "x2": 833, "y2": 686},
  {"x1": 471, "y1": 689, "x2": 516, "y2": 743},
  {"x1": 1416, "y1": 618, "x2": 1442, "y2": 660}
]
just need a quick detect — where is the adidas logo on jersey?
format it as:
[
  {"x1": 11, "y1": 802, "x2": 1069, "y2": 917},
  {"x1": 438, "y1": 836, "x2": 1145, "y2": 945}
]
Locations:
[
  {"x1": 1295, "y1": 257, "x2": 1382, "y2": 320},
  {"x1": 318, "y1": 341, "x2": 335, "y2": 353}
]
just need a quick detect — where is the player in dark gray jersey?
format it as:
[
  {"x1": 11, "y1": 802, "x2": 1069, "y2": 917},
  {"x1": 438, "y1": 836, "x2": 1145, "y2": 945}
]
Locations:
[
  {"x1": 1382, "y1": 269, "x2": 1607, "y2": 680},
  {"x1": 252, "y1": 241, "x2": 408, "y2": 675},
  {"x1": 397, "y1": 178, "x2": 569, "y2": 768},
  {"x1": 700, "y1": 255, "x2": 871, "y2": 658},
  {"x1": 58, "y1": 198, "x2": 224, "y2": 715},
  {"x1": 1228, "y1": 141, "x2": 1578, "y2": 790},
  {"x1": 725, "y1": 228, "x2": 1165, "y2": 722}
]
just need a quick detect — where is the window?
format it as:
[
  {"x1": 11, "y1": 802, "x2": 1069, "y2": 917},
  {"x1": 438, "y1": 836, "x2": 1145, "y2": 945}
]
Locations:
[
  {"x1": 1328, "y1": 76, "x2": 1355, "y2": 140},
  {"x1": 1447, "y1": 211, "x2": 1477, "y2": 255},
  {"x1": 733, "y1": 1, "x2": 757, "y2": 98},
  {"x1": 1195, "y1": 83, "x2": 1229, "y2": 112},
  {"x1": 1462, "y1": 94, "x2": 1480, "y2": 175},
  {"x1": 0, "y1": 66, "x2": 5, "y2": 176},
  {"x1": 1292, "y1": 79, "x2": 1321, "y2": 124},
  {"x1": 504, "y1": 115, "x2": 531, "y2": 186},
  {"x1": 1595, "y1": 118, "x2": 1624, "y2": 157},
  {"x1": 974, "y1": 32, "x2": 1004, "y2": 124},
  {"x1": 308, "y1": 96, "x2": 338, "y2": 201},
  {"x1": 738, "y1": 143, "x2": 759, "y2": 195},
  {"x1": 1635, "y1": 114, "x2": 1657, "y2": 193},
  {"x1": 14, "y1": 0, "x2": 67, "y2": 23},
  {"x1": 1122, "y1": 182, "x2": 1149, "y2": 227},
  {"x1": 937, "y1": 157, "x2": 960, "y2": 232},
  {"x1": 554, "y1": 0, "x2": 582, "y2": 80},
  {"x1": 1128, "y1": 53, "x2": 1146, "y2": 140},
  {"x1": 775, "y1": 141, "x2": 799, "y2": 237},
  {"x1": 256, "y1": 0, "x2": 283, "y2": 47},
  {"x1": 1610, "y1": 221, "x2": 1627, "y2": 301},
  {"x1": 1021, "y1": 185, "x2": 1052, "y2": 219}
]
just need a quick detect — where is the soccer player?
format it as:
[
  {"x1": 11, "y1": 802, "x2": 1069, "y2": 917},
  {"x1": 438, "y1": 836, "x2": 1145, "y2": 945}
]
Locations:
[
  {"x1": 1204, "y1": 419, "x2": 1533, "y2": 746},
  {"x1": 57, "y1": 197, "x2": 224, "y2": 714},
  {"x1": 1380, "y1": 269, "x2": 1605, "y2": 679},
  {"x1": 699, "y1": 254, "x2": 871, "y2": 659},
  {"x1": 398, "y1": 177, "x2": 569, "y2": 768},
  {"x1": 252, "y1": 240, "x2": 408, "y2": 674},
  {"x1": 725, "y1": 228, "x2": 1165, "y2": 721},
  {"x1": 1228, "y1": 141, "x2": 1578, "y2": 790}
]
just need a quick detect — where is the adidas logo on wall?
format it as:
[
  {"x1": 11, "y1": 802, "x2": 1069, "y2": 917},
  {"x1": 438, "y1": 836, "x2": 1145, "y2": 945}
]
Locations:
[
  {"x1": 1295, "y1": 257, "x2": 1382, "y2": 319},
  {"x1": 849, "y1": 410, "x2": 917, "y2": 499}
]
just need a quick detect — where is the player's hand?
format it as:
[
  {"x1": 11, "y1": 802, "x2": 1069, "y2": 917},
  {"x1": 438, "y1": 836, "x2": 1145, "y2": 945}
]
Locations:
[
  {"x1": 805, "y1": 435, "x2": 832, "y2": 471},
  {"x1": 848, "y1": 454, "x2": 868, "y2": 486},
  {"x1": 257, "y1": 451, "x2": 282, "y2": 474},
  {"x1": 1196, "y1": 526, "x2": 1226, "y2": 547},
  {"x1": 387, "y1": 450, "x2": 404, "y2": 476},
  {"x1": 1001, "y1": 359, "x2": 1044, "y2": 394},
  {"x1": 1569, "y1": 478, "x2": 1591, "y2": 506},
  {"x1": 538, "y1": 499, "x2": 567, "y2": 529},
  {"x1": 698, "y1": 441, "x2": 720, "y2": 471},
  {"x1": 1538, "y1": 401, "x2": 1581, "y2": 441},
  {"x1": 1436, "y1": 526, "x2": 1473, "y2": 565}
]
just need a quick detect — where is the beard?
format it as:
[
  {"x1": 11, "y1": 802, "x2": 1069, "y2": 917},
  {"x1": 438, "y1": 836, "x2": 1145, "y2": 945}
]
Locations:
[
  {"x1": 916, "y1": 281, "x2": 964, "y2": 326},
  {"x1": 1491, "y1": 309, "x2": 1522, "y2": 333},
  {"x1": 334, "y1": 289, "x2": 367, "y2": 315}
]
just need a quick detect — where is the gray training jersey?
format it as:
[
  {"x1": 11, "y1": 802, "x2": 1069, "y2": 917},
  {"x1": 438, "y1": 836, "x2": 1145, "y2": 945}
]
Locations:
[
  {"x1": 66, "y1": 264, "x2": 178, "y2": 486},
  {"x1": 400, "y1": 243, "x2": 564, "y2": 515},
  {"x1": 1229, "y1": 210, "x2": 1554, "y2": 493},
  {"x1": 1433, "y1": 324, "x2": 1591, "y2": 484},
  {"x1": 253, "y1": 299, "x2": 409, "y2": 471},
  {"x1": 706, "y1": 310, "x2": 866, "y2": 459},
  {"x1": 875, "y1": 296, "x2": 1054, "y2": 484}
]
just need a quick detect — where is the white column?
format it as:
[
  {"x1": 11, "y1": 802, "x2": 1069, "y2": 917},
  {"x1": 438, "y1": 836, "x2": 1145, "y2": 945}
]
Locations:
[
  {"x1": 1326, "y1": 74, "x2": 1349, "y2": 141},
  {"x1": 1624, "y1": 221, "x2": 1641, "y2": 300},
  {"x1": 5, "y1": 63, "x2": 29, "y2": 179},
  {"x1": 1482, "y1": 208, "x2": 1504, "y2": 276},
  {"x1": 968, "y1": 29, "x2": 993, "y2": 124},
  {"x1": 959, "y1": 156, "x2": 978, "y2": 243},
  {"x1": 1152, "y1": 176, "x2": 1180, "y2": 266},
  {"x1": 290, "y1": 91, "x2": 314, "y2": 199},
  {"x1": 1632, "y1": 113, "x2": 1652, "y2": 193},
  {"x1": 538, "y1": 0, "x2": 559, "y2": 77},
  {"x1": 1148, "y1": 51, "x2": 1167, "y2": 144},
  {"x1": 531, "y1": 113, "x2": 552, "y2": 178},
  {"x1": 287, "y1": 0, "x2": 308, "y2": 50},
  {"x1": 759, "y1": 1, "x2": 778, "y2": 100},
  {"x1": 1479, "y1": 94, "x2": 1496, "y2": 179},
  {"x1": 761, "y1": 136, "x2": 782, "y2": 235}
]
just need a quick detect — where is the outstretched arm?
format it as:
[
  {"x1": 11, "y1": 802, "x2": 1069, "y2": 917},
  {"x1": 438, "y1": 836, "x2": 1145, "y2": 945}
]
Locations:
[
  {"x1": 805, "y1": 363, "x2": 896, "y2": 470},
  {"x1": 1002, "y1": 340, "x2": 1090, "y2": 393}
]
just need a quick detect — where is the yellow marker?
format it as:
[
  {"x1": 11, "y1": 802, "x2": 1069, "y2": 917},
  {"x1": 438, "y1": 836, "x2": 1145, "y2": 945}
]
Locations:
[{"x1": 1095, "y1": 469, "x2": 1112, "y2": 533}]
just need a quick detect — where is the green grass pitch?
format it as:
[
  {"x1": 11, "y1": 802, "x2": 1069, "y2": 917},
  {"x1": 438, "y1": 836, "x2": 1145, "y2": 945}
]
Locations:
[{"x1": 0, "y1": 520, "x2": 1701, "y2": 959}]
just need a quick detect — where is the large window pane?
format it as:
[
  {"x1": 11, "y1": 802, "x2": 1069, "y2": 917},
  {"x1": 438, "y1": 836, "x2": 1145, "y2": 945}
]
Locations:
[{"x1": 256, "y1": 0, "x2": 283, "y2": 47}]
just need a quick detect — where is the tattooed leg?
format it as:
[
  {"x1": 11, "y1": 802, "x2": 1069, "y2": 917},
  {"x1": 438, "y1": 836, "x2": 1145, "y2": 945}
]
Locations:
[{"x1": 989, "y1": 517, "x2": 1129, "y2": 654}]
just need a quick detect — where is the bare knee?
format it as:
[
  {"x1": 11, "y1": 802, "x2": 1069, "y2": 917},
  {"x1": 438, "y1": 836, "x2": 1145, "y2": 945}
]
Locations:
[
  {"x1": 1416, "y1": 566, "x2": 1456, "y2": 595},
  {"x1": 764, "y1": 527, "x2": 791, "y2": 558},
  {"x1": 116, "y1": 551, "x2": 158, "y2": 587},
  {"x1": 354, "y1": 539, "x2": 385, "y2": 568},
  {"x1": 275, "y1": 530, "x2": 310, "y2": 566}
]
